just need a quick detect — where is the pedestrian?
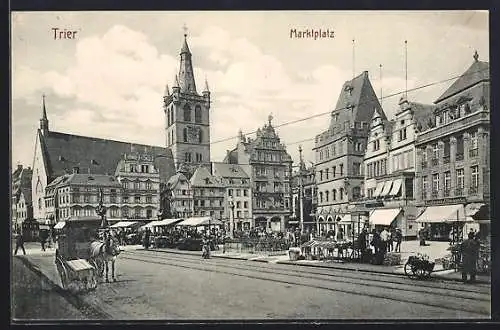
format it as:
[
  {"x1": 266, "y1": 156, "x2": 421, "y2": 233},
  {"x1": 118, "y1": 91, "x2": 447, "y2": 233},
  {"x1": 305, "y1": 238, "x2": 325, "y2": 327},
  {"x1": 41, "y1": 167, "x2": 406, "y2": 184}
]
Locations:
[
  {"x1": 380, "y1": 227, "x2": 390, "y2": 253},
  {"x1": 40, "y1": 229, "x2": 48, "y2": 251},
  {"x1": 460, "y1": 232, "x2": 480, "y2": 283},
  {"x1": 144, "y1": 228, "x2": 151, "y2": 250},
  {"x1": 14, "y1": 231, "x2": 26, "y2": 255},
  {"x1": 394, "y1": 228, "x2": 402, "y2": 253}
]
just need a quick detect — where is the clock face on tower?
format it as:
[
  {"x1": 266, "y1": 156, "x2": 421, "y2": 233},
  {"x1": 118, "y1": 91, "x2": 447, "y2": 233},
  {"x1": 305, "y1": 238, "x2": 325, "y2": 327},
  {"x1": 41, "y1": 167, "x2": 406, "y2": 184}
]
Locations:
[{"x1": 187, "y1": 125, "x2": 201, "y2": 143}]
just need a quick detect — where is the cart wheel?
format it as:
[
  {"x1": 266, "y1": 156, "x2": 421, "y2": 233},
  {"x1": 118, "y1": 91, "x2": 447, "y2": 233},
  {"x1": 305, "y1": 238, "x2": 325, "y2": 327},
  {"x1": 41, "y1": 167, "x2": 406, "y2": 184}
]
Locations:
[
  {"x1": 404, "y1": 262, "x2": 416, "y2": 278},
  {"x1": 414, "y1": 267, "x2": 426, "y2": 279}
]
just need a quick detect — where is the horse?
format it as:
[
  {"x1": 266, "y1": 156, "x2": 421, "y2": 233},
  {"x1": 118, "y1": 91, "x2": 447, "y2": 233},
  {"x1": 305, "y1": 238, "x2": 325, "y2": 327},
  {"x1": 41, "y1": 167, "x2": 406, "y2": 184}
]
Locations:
[{"x1": 89, "y1": 231, "x2": 121, "y2": 282}]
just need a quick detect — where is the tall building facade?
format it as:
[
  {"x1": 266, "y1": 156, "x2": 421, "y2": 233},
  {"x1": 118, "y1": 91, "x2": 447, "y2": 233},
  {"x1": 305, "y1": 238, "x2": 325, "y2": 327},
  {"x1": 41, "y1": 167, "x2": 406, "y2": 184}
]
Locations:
[
  {"x1": 44, "y1": 174, "x2": 123, "y2": 223},
  {"x1": 163, "y1": 33, "x2": 211, "y2": 176},
  {"x1": 211, "y1": 162, "x2": 253, "y2": 231},
  {"x1": 225, "y1": 119, "x2": 293, "y2": 231},
  {"x1": 414, "y1": 52, "x2": 490, "y2": 240},
  {"x1": 190, "y1": 166, "x2": 225, "y2": 221},
  {"x1": 357, "y1": 96, "x2": 435, "y2": 238},
  {"x1": 165, "y1": 169, "x2": 194, "y2": 218},
  {"x1": 12, "y1": 165, "x2": 33, "y2": 233},
  {"x1": 313, "y1": 71, "x2": 382, "y2": 238},
  {"x1": 115, "y1": 151, "x2": 161, "y2": 221}
]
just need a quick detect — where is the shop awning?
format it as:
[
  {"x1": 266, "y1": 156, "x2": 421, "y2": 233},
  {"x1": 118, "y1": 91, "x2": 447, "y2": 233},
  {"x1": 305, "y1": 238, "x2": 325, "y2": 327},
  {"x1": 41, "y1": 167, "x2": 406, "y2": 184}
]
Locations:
[
  {"x1": 369, "y1": 208, "x2": 402, "y2": 226},
  {"x1": 338, "y1": 214, "x2": 352, "y2": 224},
  {"x1": 39, "y1": 225, "x2": 50, "y2": 230},
  {"x1": 141, "y1": 218, "x2": 183, "y2": 229},
  {"x1": 379, "y1": 181, "x2": 393, "y2": 198},
  {"x1": 54, "y1": 221, "x2": 66, "y2": 229},
  {"x1": 415, "y1": 204, "x2": 467, "y2": 223},
  {"x1": 110, "y1": 221, "x2": 137, "y2": 228},
  {"x1": 372, "y1": 182, "x2": 385, "y2": 198},
  {"x1": 388, "y1": 179, "x2": 403, "y2": 197},
  {"x1": 177, "y1": 217, "x2": 223, "y2": 227}
]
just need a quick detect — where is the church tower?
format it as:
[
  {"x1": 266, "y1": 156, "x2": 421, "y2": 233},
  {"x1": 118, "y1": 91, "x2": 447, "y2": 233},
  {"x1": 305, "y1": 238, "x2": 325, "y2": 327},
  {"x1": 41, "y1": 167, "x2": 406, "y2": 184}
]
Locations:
[{"x1": 163, "y1": 29, "x2": 211, "y2": 177}]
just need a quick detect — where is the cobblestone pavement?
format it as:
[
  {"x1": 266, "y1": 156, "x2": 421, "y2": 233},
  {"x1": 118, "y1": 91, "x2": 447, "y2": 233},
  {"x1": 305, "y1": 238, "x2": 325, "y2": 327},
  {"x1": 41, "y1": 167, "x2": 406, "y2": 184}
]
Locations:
[{"x1": 13, "y1": 249, "x2": 491, "y2": 320}]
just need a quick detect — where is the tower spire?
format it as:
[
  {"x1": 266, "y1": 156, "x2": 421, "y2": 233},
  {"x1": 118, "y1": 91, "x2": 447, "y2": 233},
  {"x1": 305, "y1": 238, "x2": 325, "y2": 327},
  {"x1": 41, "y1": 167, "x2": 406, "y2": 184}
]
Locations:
[
  {"x1": 203, "y1": 76, "x2": 210, "y2": 92},
  {"x1": 178, "y1": 25, "x2": 197, "y2": 93},
  {"x1": 40, "y1": 94, "x2": 49, "y2": 135},
  {"x1": 164, "y1": 83, "x2": 170, "y2": 96},
  {"x1": 405, "y1": 40, "x2": 408, "y2": 99},
  {"x1": 352, "y1": 39, "x2": 355, "y2": 80},
  {"x1": 379, "y1": 64, "x2": 383, "y2": 108}
]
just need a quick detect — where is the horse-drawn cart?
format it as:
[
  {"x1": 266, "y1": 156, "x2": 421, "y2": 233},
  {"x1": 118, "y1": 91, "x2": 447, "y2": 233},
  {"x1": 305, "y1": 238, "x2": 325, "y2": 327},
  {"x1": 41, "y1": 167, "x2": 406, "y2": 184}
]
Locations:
[{"x1": 54, "y1": 218, "x2": 102, "y2": 293}]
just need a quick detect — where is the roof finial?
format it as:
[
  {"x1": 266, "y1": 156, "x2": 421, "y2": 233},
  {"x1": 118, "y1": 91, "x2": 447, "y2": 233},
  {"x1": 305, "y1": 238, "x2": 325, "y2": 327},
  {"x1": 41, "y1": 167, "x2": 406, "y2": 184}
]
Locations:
[
  {"x1": 203, "y1": 76, "x2": 210, "y2": 92},
  {"x1": 183, "y1": 23, "x2": 188, "y2": 38},
  {"x1": 268, "y1": 113, "x2": 273, "y2": 126},
  {"x1": 164, "y1": 83, "x2": 170, "y2": 96},
  {"x1": 473, "y1": 50, "x2": 479, "y2": 62},
  {"x1": 174, "y1": 74, "x2": 180, "y2": 87}
]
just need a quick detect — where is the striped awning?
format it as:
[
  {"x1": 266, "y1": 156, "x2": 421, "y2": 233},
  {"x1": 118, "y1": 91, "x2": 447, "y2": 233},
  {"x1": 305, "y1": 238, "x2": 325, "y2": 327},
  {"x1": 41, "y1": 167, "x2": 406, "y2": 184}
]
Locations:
[
  {"x1": 372, "y1": 182, "x2": 385, "y2": 198},
  {"x1": 379, "y1": 181, "x2": 393, "y2": 197},
  {"x1": 388, "y1": 179, "x2": 403, "y2": 197}
]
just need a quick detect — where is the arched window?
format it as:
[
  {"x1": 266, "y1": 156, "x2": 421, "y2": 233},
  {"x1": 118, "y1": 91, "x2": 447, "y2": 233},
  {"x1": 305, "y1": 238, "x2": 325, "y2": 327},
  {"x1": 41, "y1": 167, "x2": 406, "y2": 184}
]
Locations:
[
  {"x1": 183, "y1": 104, "x2": 191, "y2": 122},
  {"x1": 325, "y1": 190, "x2": 329, "y2": 202},
  {"x1": 332, "y1": 189, "x2": 337, "y2": 201},
  {"x1": 183, "y1": 128, "x2": 188, "y2": 142},
  {"x1": 195, "y1": 105, "x2": 202, "y2": 123},
  {"x1": 339, "y1": 188, "x2": 344, "y2": 200},
  {"x1": 319, "y1": 192, "x2": 323, "y2": 203},
  {"x1": 198, "y1": 130, "x2": 203, "y2": 143}
]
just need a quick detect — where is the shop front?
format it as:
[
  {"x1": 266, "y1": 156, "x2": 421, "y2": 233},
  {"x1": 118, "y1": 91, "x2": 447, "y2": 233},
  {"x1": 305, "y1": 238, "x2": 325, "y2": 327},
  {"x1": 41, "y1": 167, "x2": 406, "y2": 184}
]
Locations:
[{"x1": 415, "y1": 204, "x2": 470, "y2": 241}]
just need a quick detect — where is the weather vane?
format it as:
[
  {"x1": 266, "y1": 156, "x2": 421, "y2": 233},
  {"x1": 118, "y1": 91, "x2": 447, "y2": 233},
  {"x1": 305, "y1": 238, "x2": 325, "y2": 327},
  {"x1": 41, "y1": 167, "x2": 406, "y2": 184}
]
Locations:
[{"x1": 183, "y1": 23, "x2": 188, "y2": 37}]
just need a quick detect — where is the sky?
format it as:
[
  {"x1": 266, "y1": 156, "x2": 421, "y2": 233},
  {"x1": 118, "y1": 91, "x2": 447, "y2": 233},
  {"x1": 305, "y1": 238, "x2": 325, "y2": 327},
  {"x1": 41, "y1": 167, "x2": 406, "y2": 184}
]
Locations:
[{"x1": 11, "y1": 11, "x2": 489, "y2": 170}]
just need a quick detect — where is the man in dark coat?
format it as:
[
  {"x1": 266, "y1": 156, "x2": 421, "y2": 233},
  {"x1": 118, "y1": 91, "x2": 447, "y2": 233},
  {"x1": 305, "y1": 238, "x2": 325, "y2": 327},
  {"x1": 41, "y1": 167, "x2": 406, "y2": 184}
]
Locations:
[
  {"x1": 14, "y1": 231, "x2": 26, "y2": 255},
  {"x1": 460, "y1": 232, "x2": 480, "y2": 283}
]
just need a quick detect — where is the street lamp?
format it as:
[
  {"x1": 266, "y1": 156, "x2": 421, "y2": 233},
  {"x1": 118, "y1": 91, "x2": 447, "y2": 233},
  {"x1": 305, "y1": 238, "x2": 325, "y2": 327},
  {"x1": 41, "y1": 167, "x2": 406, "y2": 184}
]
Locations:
[{"x1": 228, "y1": 196, "x2": 235, "y2": 239}]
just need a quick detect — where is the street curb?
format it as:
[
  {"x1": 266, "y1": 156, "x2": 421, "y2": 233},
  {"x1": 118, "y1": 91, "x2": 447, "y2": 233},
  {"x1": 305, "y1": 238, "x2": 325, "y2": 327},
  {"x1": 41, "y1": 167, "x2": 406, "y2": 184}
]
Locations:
[
  {"x1": 14, "y1": 256, "x2": 112, "y2": 319},
  {"x1": 276, "y1": 260, "x2": 491, "y2": 284}
]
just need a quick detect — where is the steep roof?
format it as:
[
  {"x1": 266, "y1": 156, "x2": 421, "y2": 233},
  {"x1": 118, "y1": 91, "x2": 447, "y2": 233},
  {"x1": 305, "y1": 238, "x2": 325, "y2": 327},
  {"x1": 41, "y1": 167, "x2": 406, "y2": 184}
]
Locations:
[
  {"x1": 166, "y1": 172, "x2": 189, "y2": 189},
  {"x1": 330, "y1": 71, "x2": 385, "y2": 127},
  {"x1": 65, "y1": 173, "x2": 122, "y2": 187},
  {"x1": 212, "y1": 162, "x2": 249, "y2": 179},
  {"x1": 19, "y1": 187, "x2": 32, "y2": 205},
  {"x1": 435, "y1": 59, "x2": 489, "y2": 104},
  {"x1": 190, "y1": 166, "x2": 223, "y2": 187},
  {"x1": 410, "y1": 101, "x2": 437, "y2": 132},
  {"x1": 224, "y1": 148, "x2": 239, "y2": 164},
  {"x1": 40, "y1": 131, "x2": 175, "y2": 184}
]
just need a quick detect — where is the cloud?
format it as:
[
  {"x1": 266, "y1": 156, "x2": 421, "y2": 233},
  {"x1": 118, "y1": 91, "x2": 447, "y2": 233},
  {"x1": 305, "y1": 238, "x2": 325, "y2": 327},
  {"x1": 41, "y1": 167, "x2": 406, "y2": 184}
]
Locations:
[{"x1": 12, "y1": 22, "x2": 462, "y2": 169}]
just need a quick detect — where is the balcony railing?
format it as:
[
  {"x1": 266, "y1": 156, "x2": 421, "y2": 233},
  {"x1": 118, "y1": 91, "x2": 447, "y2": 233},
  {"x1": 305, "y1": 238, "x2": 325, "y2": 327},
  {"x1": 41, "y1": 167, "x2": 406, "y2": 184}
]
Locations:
[
  {"x1": 431, "y1": 158, "x2": 439, "y2": 166},
  {"x1": 456, "y1": 153, "x2": 464, "y2": 161},
  {"x1": 455, "y1": 188, "x2": 464, "y2": 196},
  {"x1": 469, "y1": 148, "x2": 478, "y2": 158},
  {"x1": 443, "y1": 189, "x2": 450, "y2": 197},
  {"x1": 469, "y1": 186, "x2": 479, "y2": 195},
  {"x1": 443, "y1": 155, "x2": 450, "y2": 164}
]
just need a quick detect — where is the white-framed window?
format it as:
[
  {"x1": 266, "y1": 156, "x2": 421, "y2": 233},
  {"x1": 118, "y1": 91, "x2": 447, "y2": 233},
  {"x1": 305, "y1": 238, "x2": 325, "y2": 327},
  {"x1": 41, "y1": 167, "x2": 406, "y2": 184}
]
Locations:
[
  {"x1": 432, "y1": 173, "x2": 439, "y2": 194},
  {"x1": 456, "y1": 169, "x2": 465, "y2": 189},
  {"x1": 471, "y1": 165, "x2": 479, "y2": 188}
]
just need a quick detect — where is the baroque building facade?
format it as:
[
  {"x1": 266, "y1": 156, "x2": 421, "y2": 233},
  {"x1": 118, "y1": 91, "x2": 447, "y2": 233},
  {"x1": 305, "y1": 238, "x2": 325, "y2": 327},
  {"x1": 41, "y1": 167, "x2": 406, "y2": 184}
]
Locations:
[
  {"x1": 414, "y1": 51, "x2": 490, "y2": 240},
  {"x1": 225, "y1": 118, "x2": 293, "y2": 231}
]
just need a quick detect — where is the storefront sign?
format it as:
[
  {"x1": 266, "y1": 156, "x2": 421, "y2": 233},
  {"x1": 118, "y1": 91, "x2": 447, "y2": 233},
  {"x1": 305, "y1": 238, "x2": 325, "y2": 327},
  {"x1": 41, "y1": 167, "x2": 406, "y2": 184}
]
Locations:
[{"x1": 425, "y1": 197, "x2": 466, "y2": 206}]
